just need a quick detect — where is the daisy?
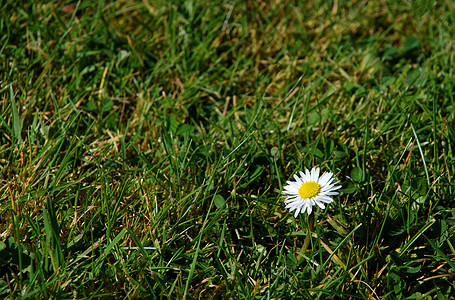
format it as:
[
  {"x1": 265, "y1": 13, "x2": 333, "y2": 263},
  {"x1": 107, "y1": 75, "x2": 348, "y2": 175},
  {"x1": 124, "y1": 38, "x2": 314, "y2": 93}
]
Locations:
[{"x1": 283, "y1": 167, "x2": 341, "y2": 217}]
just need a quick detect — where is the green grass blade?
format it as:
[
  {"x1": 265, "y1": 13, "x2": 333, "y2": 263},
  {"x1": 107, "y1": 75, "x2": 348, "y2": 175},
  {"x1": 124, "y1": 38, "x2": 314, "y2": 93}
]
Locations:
[
  {"x1": 9, "y1": 85, "x2": 21, "y2": 142},
  {"x1": 104, "y1": 228, "x2": 127, "y2": 256}
]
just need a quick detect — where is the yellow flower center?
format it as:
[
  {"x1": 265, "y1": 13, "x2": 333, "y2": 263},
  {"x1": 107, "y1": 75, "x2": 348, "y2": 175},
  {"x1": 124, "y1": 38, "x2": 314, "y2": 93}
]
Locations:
[{"x1": 298, "y1": 181, "x2": 320, "y2": 198}]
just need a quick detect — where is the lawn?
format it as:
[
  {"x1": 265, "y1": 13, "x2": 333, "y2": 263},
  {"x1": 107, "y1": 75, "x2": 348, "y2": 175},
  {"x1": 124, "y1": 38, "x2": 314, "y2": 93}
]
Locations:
[{"x1": 1, "y1": 0, "x2": 455, "y2": 299}]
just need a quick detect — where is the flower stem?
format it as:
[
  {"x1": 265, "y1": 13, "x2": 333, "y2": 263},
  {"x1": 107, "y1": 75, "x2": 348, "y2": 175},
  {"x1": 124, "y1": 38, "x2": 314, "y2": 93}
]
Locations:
[{"x1": 297, "y1": 213, "x2": 315, "y2": 264}]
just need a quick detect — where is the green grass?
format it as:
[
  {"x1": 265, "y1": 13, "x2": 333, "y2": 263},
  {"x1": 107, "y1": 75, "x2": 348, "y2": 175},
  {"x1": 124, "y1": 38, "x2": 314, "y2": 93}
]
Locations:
[{"x1": 1, "y1": 0, "x2": 455, "y2": 298}]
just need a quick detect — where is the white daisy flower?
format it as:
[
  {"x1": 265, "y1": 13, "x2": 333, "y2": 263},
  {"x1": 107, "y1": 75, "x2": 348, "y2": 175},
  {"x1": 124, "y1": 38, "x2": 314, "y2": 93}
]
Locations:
[{"x1": 283, "y1": 167, "x2": 341, "y2": 217}]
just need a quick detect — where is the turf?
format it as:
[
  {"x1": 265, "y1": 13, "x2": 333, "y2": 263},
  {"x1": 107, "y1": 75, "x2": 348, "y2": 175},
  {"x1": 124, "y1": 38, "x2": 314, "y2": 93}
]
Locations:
[{"x1": 1, "y1": 0, "x2": 455, "y2": 299}]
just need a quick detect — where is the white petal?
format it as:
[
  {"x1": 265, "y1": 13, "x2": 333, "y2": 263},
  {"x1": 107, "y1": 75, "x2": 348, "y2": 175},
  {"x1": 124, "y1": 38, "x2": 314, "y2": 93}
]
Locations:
[
  {"x1": 325, "y1": 192, "x2": 339, "y2": 196},
  {"x1": 294, "y1": 207, "x2": 301, "y2": 218},
  {"x1": 305, "y1": 169, "x2": 311, "y2": 180},
  {"x1": 294, "y1": 174, "x2": 301, "y2": 183},
  {"x1": 332, "y1": 184, "x2": 342, "y2": 190},
  {"x1": 286, "y1": 204, "x2": 294, "y2": 211},
  {"x1": 320, "y1": 183, "x2": 341, "y2": 192},
  {"x1": 284, "y1": 198, "x2": 298, "y2": 204},
  {"x1": 318, "y1": 196, "x2": 334, "y2": 203},
  {"x1": 319, "y1": 172, "x2": 331, "y2": 186},
  {"x1": 315, "y1": 200, "x2": 326, "y2": 209},
  {"x1": 285, "y1": 197, "x2": 300, "y2": 204},
  {"x1": 291, "y1": 181, "x2": 302, "y2": 189},
  {"x1": 306, "y1": 204, "x2": 312, "y2": 215},
  {"x1": 312, "y1": 167, "x2": 320, "y2": 182},
  {"x1": 299, "y1": 171, "x2": 309, "y2": 182},
  {"x1": 284, "y1": 186, "x2": 298, "y2": 193}
]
